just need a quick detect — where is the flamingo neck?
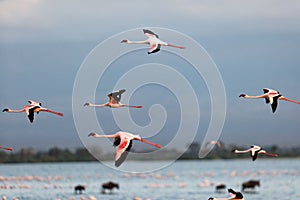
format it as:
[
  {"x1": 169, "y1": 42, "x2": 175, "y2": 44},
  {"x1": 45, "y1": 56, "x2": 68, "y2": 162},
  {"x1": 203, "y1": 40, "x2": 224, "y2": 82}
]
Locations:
[
  {"x1": 126, "y1": 40, "x2": 148, "y2": 44},
  {"x1": 243, "y1": 94, "x2": 266, "y2": 99},
  {"x1": 93, "y1": 134, "x2": 117, "y2": 139},
  {"x1": 6, "y1": 109, "x2": 25, "y2": 113},
  {"x1": 88, "y1": 103, "x2": 107, "y2": 107},
  {"x1": 234, "y1": 149, "x2": 250, "y2": 153}
]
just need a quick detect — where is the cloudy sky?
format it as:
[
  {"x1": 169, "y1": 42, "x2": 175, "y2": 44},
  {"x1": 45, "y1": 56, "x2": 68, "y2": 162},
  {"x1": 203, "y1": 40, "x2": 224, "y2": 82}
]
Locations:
[{"x1": 1, "y1": 0, "x2": 300, "y2": 152}]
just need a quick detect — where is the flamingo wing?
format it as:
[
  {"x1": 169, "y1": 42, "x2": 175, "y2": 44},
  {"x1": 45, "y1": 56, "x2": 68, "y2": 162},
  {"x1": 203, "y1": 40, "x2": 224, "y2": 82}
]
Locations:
[
  {"x1": 271, "y1": 95, "x2": 281, "y2": 113},
  {"x1": 262, "y1": 88, "x2": 270, "y2": 104},
  {"x1": 265, "y1": 98, "x2": 270, "y2": 104},
  {"x1": 110, "y1": 89, "x2": 126, "y2": 103},
  {"x1": 27, "y1": 106, "x2": 39, "y2": 123},
  {"x1": 28, "y1": 100, "x2": 40, "y2": 106},
  {"x1": 115, "y1": 140, "x2": 132, "y2": 167},
  {"x1": 263, "y1": 88, "x2": 269, "y2": 94},
  {"x1": 115, "y1": 136, "x2": 133, "y2": 167},
  {"x1": 252, "y1": 151, "x2": 259, "y2": 161},
  {"x1": 143, "y1": 29, "x2": 159, "y2": 38},
  {"x1": 148, "y1": 43, "x2": 160, "y2": 54},
  {"x1": 108, "y1": 94, "x2": 118, "y2": 104}
]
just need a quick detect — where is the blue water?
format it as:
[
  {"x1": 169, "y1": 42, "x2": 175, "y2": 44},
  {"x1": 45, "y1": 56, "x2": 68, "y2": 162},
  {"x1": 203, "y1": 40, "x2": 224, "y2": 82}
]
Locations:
[{"x1": 0, "y1": 159, "x2": 299, "y2": 200}]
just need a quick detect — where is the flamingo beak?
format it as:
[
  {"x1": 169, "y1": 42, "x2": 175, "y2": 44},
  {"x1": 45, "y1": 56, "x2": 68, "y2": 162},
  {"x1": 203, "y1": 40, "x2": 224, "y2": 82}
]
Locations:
[
  {"x1": 239, "y1": 94, "x2": 246, "y2": 98},
  {"x1": 121, "y1": 40, "x2": 128, "y2": 43},
  {"x1": 88, "y1": 133, "x2": 96, "y2": 137},
  {"x1": 2, "y1": 108, "x2": 8, "y2": 112},
  {"x1": 83, "y1": 103, "x2": 90, "y2": 106}
]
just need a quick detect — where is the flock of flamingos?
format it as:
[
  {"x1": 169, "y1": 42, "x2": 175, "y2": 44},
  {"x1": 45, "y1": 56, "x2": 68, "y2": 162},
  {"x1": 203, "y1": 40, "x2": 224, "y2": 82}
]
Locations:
[{"x1": 2, "y1": 29, "x2": 300, "y2": 200}]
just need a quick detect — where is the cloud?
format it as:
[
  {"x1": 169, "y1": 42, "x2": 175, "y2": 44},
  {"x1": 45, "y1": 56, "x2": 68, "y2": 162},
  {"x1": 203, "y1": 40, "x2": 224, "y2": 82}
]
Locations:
[{"x1": 0, "y1": 0, "x2": 41, "y2": 26}]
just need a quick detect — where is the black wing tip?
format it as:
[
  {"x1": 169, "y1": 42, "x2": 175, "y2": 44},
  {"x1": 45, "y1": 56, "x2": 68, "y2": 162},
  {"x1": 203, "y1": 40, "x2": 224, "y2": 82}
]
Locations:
[
  {"x1": 143, "y1": 29, "x2": 159, "y2": 38},
  {"x1": 236, "y1": 192, "x2": 243, "y2": 198},
  {"x1": 263, "y1": 88, "x2": 269, "y2": 93},
  {"x1": 148, "y1": 48, "x2": 161, "y2": 54},
  {"x1": 115, "y1": 162, "x2": 121, "y2": 167},
  {"x1": 115, "y1": 151, "x2": 129, "y2": 167},
  {"x1": 119, "y1": 89, "x2": 126, "y2": 94},
  {"x1": 271, "y1": 95, "x2": 281, "y2": 113},
  {"x1": 143, "y1": 29, "x2": 151, "y2": 33},
  {"x1": 228, "y1": 188, "x2": 236, "y2": 194}
]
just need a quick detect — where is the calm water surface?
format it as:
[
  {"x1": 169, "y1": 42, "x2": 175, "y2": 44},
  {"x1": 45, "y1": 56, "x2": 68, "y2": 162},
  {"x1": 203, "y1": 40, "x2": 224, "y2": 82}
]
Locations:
[{"x1": 0, "y1": 159, "x2": 299, "y2": 200}]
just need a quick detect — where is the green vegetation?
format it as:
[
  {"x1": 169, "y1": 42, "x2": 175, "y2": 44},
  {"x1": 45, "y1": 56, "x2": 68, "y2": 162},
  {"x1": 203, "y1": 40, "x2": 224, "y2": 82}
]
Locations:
[
  {"x1": 0, "y1": 147, "x2": 96, "y2": 163},
  {"x1": 0, "y1": 143, "x2": 299, "y2": 163}
]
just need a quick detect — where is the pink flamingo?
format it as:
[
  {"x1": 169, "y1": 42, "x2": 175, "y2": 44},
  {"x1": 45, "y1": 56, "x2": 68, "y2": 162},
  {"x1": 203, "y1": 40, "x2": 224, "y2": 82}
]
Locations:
[
  {"x1": 239, "y1": 88, "x2": 300, "y2": 112},
  {"x1": 84, "y1": 89, "x2": 142, "y2": 109},
  {"x1": 2, "y1": 100, "x2": 63, "y2": 123},
  {"x1": 88, "y1": 131, "x2": 162, "y2": 167},
  {"x1": 121, "y1": 29, "x2": 185, "y2": 54},
  {"x1": 205, "y1": 140, "x2": 222, "y2": 148},
  {"x1": 232, "y1": 145, "x2": 278, "y2": 161}
]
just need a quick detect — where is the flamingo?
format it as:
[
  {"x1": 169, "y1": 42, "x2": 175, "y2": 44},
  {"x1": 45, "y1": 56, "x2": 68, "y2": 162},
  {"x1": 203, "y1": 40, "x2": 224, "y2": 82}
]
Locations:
[
  {"x1": 121, "y1": 29, "x2": 185, "y2": 54},
  {"x1": 232, "y1": 145, "x2": 278, "y2": 161},
  {"x1": 205, "y1": 140, "x2": 222, "y2": 148},
  {"x1": 84, "y1": 89, "x2": 142, "y2": 109},
  {"x1": 0, "y1": 146, "x2": 13, "y2": 151},
  {"x1": 2, "y1": 100, "x2": 63, "y2": 123},
  {"x1": 88, "y1": 131, "x2": 162, "y2": 167},
  {"x1": 239, "y1": 88, "x2": 300, "y2": 113},
  {"x1": 208, "y1": 188, "x2": 244, "y2": 200}
]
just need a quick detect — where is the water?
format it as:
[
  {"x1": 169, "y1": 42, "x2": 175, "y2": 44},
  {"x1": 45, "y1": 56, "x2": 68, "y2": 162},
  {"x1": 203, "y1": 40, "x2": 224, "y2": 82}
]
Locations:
[{"x1": 0, "y1": 159, "x2": 299, "y2": 200}]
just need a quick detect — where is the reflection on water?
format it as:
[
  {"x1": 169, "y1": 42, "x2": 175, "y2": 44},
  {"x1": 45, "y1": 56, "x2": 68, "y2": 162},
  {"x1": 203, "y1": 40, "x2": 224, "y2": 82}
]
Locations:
[{"x1": 0, "y1": 159, "x2": 299, "y2": 200}]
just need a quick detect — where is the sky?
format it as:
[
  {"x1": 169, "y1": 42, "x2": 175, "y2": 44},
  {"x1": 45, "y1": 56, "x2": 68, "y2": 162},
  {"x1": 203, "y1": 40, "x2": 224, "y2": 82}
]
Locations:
[{"x1": 1, "y1": 0, "x2": 300, "y2": 153}]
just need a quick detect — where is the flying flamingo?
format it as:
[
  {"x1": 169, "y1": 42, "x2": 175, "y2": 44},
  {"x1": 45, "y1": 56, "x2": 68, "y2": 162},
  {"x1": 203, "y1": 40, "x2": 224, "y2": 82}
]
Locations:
[
  {"x1": 121, "y1": 29, "x2": 185, "y2": 54},
  {"x1": 239, "y1": 88, "x2": 300, "y2": 113},
  {"x1": 208, "y1": 188, "x2": 244, "y2": 200},
  {"x1": 205, "y1": 140, "x2": 222, "y2": 148},
  {"x1": 2, "y1": 100, "x2": 63, "y2": 123},
  {"x1": 88, "y1": 131, "x2": 162, "y2": 167},
  {"x1": 84, "y1": 89, "x2": 142, "y2": 109},
  {"x1": 232, "y1": 145, "x2": 278, "y2": 161},
  {"x1": 0, "y1": 146, "x2": 13, "y2": 151}
]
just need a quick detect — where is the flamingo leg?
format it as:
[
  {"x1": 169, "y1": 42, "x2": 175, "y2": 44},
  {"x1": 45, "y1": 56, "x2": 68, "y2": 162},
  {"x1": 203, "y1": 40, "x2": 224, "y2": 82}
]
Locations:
[
  {"x1": 122, "y1": 105, "x2": 143, "y2": 108},
  {"x1": 280, "y1": 97, "x2": 300, "y2": 104},
  {"x1": 0, "y1": 146, "x2": 13, "y2": 151},
  {"x1": 140, "y1": 138, "x2": 162, "y2": 148},
  {"x1": 128, "y1": 105, "x2": 143, "y2": 108},
  {"x1": 167, "y1": 44, "x2": 185, "y2": 49},
  {"x1": 263, "y1": 152, "x2": 278, "y2": 157},
  {"x1": 42, "y1": 109, "x2": 64, "y2": 116}
]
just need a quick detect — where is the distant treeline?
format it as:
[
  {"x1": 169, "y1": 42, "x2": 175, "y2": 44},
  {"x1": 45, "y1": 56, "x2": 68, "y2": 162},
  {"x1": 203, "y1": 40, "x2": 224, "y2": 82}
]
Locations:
[
  {"x1": 0, "y1": 143, "x2": 299, "y2": 163},
  {"x1": 0, "y1": 147, "x2": 96, "y2": 163},
  {"x1": 180, "y1": 143, "x2": 300, "y2": 160}
]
